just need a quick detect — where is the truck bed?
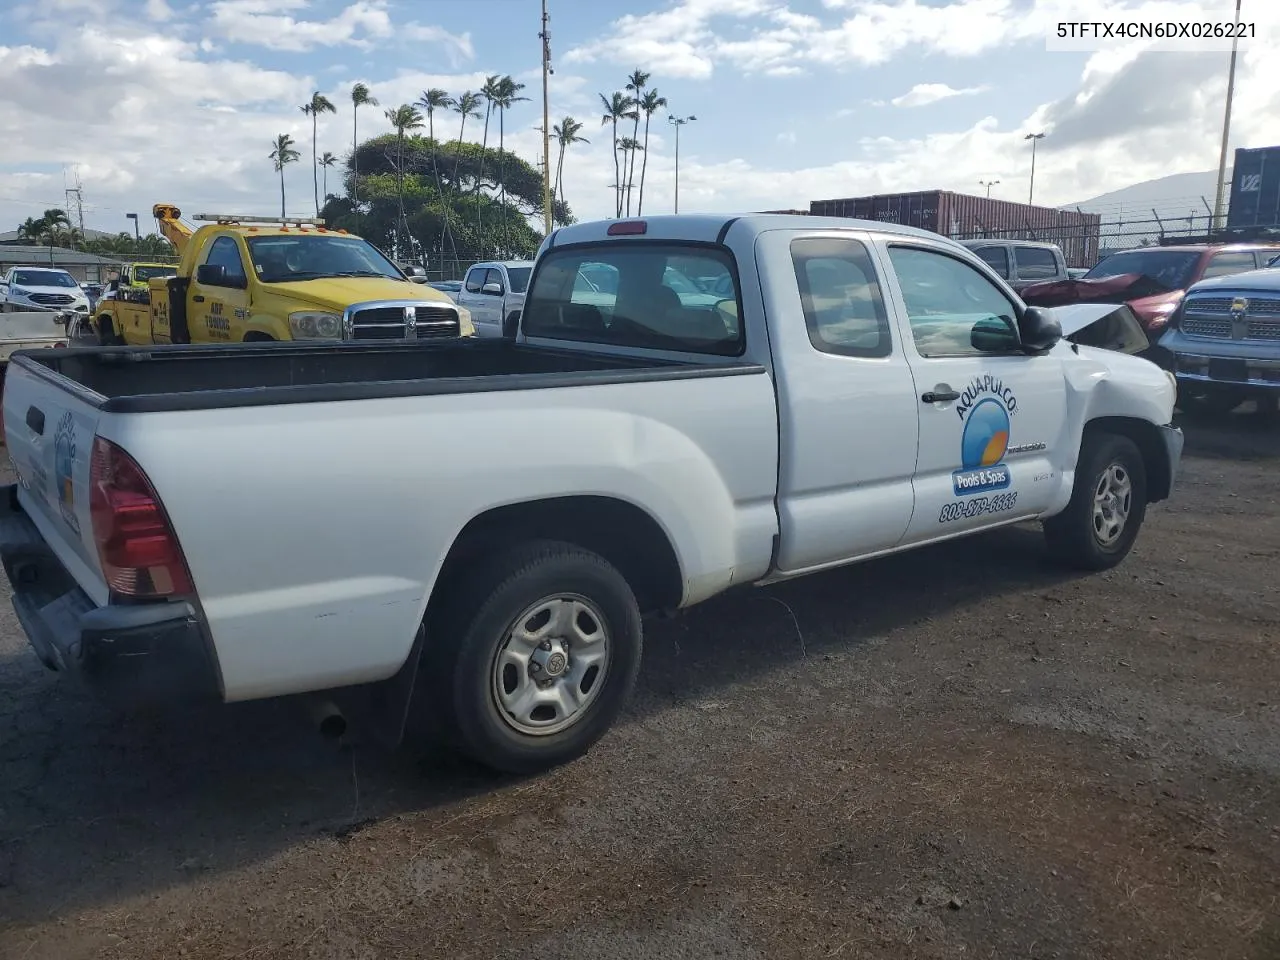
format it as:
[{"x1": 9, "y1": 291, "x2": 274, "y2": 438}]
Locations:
[{"x1": 11, "y1": 339, "x2": 761, "y2": 413}]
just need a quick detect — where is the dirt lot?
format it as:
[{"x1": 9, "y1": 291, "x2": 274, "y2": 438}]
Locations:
[{"x1": 0, "y1": 411, "x2": 1277, "y2": 960}]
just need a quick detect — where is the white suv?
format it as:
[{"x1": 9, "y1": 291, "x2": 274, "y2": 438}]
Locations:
[{"x1": 0, "y1": 267, "x2": 91, "y2": 315}]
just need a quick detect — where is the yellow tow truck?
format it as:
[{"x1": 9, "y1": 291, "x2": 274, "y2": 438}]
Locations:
[{"x1": 91, "y1": 204, "x2": 472, "y2": 345}]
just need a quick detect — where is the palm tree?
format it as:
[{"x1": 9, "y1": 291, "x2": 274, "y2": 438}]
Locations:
[
  {"x1": 415, "y1": 88, "x2": 457, "y2": 259},
  {"x1": 493, "y1": 76, "x2": 529, "y2": 248},
  {"x1": 350, "y1": 82, "x2": 378, "y2": 215},
  {"x1": 269, "y1": 134, "x2": 300, "y2": 218},
  {"x1": 636, "y1": 89, "x2": 667, "y2": 216},
  {"x1": 617, "y1": 138, "x2": 642, "y2": 214},
  {"x1": 451, "y1": 91, "x2": 483, "y2": 194},
  {"x1": 474, "y1": 74, "x2": 503, "y2": 223},
  {"x1": 301, "y1": 91, "x2": 337, "y2": 216},
  {"x1": 17, "y1": 216, "x2": 44, "y2": 242},
  {"x1": 623, "y1": 69, "x2": 650, "y2": 216},
  {"x1": 318, "y1": 152, "x2": 338, "y2": 205},
  {"x1": 385, "y1": 104, "x2": 424, "y2": 245},
  {"x1": 552, "y1": 116, "x2": 589, "y2": 216},
  {"x1": 599, "y1": 91, "x2": 635, "y2": 218}
]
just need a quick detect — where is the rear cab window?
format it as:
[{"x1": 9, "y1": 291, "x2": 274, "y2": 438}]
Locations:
[
  {"x1": 1013, "y1": 245, "x2": 1060, "y2": 281},
  {"x1": 522, "y1": 244, "x2": 743, "y2": 356}
]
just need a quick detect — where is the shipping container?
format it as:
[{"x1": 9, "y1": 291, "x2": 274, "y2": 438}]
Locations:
[
  {"x1": 1226, "y1": 146, "x2": 1280, "y2": 230},
  {"x1": 808, "y1": 190, "x2": 1102, "y2": 267}
]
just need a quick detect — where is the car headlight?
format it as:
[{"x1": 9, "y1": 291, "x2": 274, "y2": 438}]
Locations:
[
  {"x1": 456, "y1": 306, "x2": 475, "y2": 337},
  {"x1": 289, "y1": 311, "x2": 343, "y2": 340},
  {"x1": 11, "y1": 287, "x2": 28, "y2": 297}
]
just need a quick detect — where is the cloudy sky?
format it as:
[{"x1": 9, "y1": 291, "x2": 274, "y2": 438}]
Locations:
[{"x1": 1, "y1": 0, "x2": 1277, "y2": 235}]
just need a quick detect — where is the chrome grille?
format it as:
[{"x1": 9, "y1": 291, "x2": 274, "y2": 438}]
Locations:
[
  {"x1": 1183, "y1": 297, "x2": 1233, "y2": 314},
  {"x1": 1247, "y1": 318, "x2": 1280, "y2": 340},
  {"x1": 29, "y1": 293, "x2": 75, "y2": 305},
  {"x1": 348, "y1": 303, "x2": 461, "y2": 340},
  {"x1": 1182, "y1": 316, "x2": 1231, "y2": 338}
]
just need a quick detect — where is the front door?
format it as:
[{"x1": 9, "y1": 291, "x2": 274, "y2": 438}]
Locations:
[
  {"x1": 879, "y1": 242, "x2": 1066, "y2": 544},
  {"x1": 764, "y1": 231, "x2": 922, "y2": 574},
  {"x1": 188, "y1": 235, "x2": 251, "y2": 342}
]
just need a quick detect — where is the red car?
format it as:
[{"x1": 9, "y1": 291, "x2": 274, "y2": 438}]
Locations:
[{"x1": 1021, "y1": 244, "x2": 1280, "y2": 343}]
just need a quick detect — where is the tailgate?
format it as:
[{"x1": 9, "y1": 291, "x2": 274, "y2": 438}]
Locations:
[{"x1": 2, "y1": 358, "x2": 109, "y2": 604}]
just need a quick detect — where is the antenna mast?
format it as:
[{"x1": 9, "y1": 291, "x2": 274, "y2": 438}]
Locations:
[{"x1": 65, "y1": 166, "x2": 86, "y2": 247}]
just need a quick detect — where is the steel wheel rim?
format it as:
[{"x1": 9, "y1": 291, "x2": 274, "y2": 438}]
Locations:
[
  {"x1": 1092, "y1": 462, "x2": 1132, "y2": 547},
  {"x1": 490, "y1": 593, "x2": 611, "y2": 737}
]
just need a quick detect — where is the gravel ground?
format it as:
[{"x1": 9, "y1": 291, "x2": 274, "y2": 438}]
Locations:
[{"x1": 0, "y1": 411, "x2": 1277, "y2": 960}]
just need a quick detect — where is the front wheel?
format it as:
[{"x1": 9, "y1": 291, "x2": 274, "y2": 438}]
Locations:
[
  {"x1": 1043, "y1": 432, "x2": 1148, "y2": 571},
  {"x1": 426, "y1": 540, "x2": 643, "y2": 774}
]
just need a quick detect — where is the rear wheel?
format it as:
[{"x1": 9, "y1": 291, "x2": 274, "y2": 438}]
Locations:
[
  {"x1": 97, "y1": 316, "x2": 124, "y2": 346},
  {"x1": 1044, "y1": 432, "x2": 1148, "y2": 571},
  {"x1": 425, "y1": 540, "x2": 643, "y2": 774}
]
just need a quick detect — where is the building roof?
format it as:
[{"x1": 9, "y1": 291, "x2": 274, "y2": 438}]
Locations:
[{"x1": 0, "y1": 244, "x2": 124, "y2": 266}]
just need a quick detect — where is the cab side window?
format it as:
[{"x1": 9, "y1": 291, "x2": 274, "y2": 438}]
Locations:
[
  {"x1": 483, "y1": 268, "x2": 505, "y2": 294},
  {"x1": 1013, "y1": 246, "x2": 1059, "y2": 281},
  {"x1": 972, "y1": 245, "x2": 1010, "y2": 279},
  {"x1": 464, "y1": 267, "x2": 486, "y2": 294},
  {"x1": 1201, "y1": 251, "x2": 1258, "y2": 279},
  {"x1": 204, "y1": 236, "x2": 247, "y2": 284},
  {"x1": 888, "y1": 246, "x2": 1020, "y2": 358},
  {"x1": 790, "y1": 237, "x2": 892, "y2": 358}
]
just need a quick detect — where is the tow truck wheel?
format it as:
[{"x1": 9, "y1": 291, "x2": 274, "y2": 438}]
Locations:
[
  {"x1": 1044, "y1": 432, "x2": 1148, "y2": 571},
  {"x1": 426, "y1": 540, "x2": 643, "y2": 774}
]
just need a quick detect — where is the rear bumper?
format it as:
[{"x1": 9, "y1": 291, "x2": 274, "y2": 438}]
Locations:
[{"x1": 0, "y1": 484, "x2": 221, "y2": 705}]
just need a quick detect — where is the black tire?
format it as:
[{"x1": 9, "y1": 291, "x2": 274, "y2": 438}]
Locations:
[
  {"x1": 1179, "y1": 386, "x2": 1246, "y2": 417},
  {"x1": 97, "y1": 316, "x2": 124, "y2": 346},
  {"x1": 1044, "y1": 432, "x2": 1148, "y2": 571},
  {"x1": 425, "y1": 540, "x2": 642, "y2": 774}
]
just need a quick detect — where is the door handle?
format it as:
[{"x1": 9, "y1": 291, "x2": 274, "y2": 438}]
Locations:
[
  {"x1": 921, "y1": 389, "x2": 960, "y2": 404},
  {"x1": 192, "y1": 295, "x2": 205, "y2": 303}
]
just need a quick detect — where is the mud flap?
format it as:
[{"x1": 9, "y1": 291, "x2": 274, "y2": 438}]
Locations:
[{"x1": 330, "y1": 623, "x2": 428, "y2": 750}]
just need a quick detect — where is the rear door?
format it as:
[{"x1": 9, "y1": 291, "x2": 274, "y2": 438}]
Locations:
[
  {"x1": 2, "y1": 360, "x2": 110, "y2": 604},
  {"x1": 879, "y1": 241, "x2": 1066, "y2": 544},
  {"x1": 761, "y1": 230, "x2": 921, "y2": 573}
]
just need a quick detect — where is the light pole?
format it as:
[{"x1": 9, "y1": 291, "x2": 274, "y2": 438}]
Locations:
[
  {"x1": 125, "y1": 212, "x2": 140, "y2": 241},
  {"x1": 539, "y1": 0, "x2": 554, "y2": 236},
  {"x1": 979, "y1": 179, "x2": 1000, "y2": 198},
  {"x1": 1212, "y1": 0, "x2": 1243, "y2": 232},
  {"x1": 669, "y1": 114, "x2": 696, "y2": 214},
  {"x1": 1025, "y1": 132, "x2": 1045, "y2": 205}
]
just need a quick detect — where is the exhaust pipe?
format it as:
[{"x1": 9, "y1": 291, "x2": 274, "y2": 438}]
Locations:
[{"x1": 307, "y1": 698, "x2": 348, "y2": 740}]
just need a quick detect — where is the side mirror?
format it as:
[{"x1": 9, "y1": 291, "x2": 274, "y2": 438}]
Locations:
[
  {"x1": 481, "y1": 281, "x2": 504, "y2": 296},
  {"x1": 970, "y1": 315, "x2": 1020, "y2": 353},
  {"x1": 196, "y1": 263, "x2": 227, "y2": 286},
  {"x1": 1017, "y1": 305, "x2": 1062, "y2": 355}
]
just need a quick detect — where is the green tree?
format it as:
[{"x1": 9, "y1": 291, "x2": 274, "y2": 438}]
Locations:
[
  {"x1": 493, "y1": 76, "x2": 529, "y2": 248},
  {"x1": 350, "y1": 82, "x2": 379, "y2": 216},
  {"x1": 475, "y1": 74, "x2": 503, "y2": 222},
  {"x1": 301, "y1": 91, "x2": 337, "y2": 216},
  {"x1": 451, "y1": 91, "x2": 483, "y2": 194},
  {"x1": 553, "y1": 116, "x2": 589, "y2": 218},
  {"x1": 384, "y1": 104, "x2": 424, "y2": 254},
  {"x1": 269, "y1": 133, "x2": 300, "y2": 218},
  {"x1": 415, "y1": 88, "x2": 458, "y2": 258},
  {"x1": 623, "y1": 69, "x2": 650, "y2": 216},
  {"x1": 636, "y1": 89, "x2": 667, "y2": 216},
  {"x1": 599, "y1": 91, "x2": 635, "y2": 218}
]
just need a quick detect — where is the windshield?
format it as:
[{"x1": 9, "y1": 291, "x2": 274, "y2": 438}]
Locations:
[
  {"x1": 12, "y1": 269, "x2": 78, "y2": 288},
  {"x1": 133, "y1": 265, "x2": 175, "y2": 283},
  {"x1": 506, "y1": 267, "x2": 531, "y2": 293},
  {"x1": 1083, "y1": 250, "x2": 1200, "y2": 291},
  {"x1": 245, "y1": 235, "x2": 404, "y2": 283},
  {"x1": 522, "y1": 244, "x2": 742, "y2": 356}
]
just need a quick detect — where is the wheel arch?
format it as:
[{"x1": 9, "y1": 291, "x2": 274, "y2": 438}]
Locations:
[{"x1": 1083, "y1": 416, "x2": 1172, "y2": 503}]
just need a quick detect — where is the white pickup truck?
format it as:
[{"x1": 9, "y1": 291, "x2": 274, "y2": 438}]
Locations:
[{"x1": 0, "y1": 214, "x2": 1182, "y2": 774}]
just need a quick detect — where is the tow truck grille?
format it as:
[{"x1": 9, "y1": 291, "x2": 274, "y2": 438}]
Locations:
[{"x1": 349, "y1": 305, "x2": 461, "y2": 340}]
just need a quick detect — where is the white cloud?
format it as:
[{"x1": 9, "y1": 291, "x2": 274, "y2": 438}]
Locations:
[
  {"x1": 777, "y1": 131, "x2": 797, "y2": 144},
  {"x1": 144, "y1": 0, "x2": 174, "y2": 21},
  {"x1": 890, "y1": 83, "x2": 988, "y2": 108}
]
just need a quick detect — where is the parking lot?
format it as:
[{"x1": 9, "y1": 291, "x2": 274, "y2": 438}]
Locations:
[{"x1": 0, "y1": 410, "x2": 1276, "y2": 960}]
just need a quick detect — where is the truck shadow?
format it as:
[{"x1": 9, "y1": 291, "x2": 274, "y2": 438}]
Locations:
[
  {"x1": 0, "y1": 522, "x2": 1086, "y2": 929},
  {"x1": 1175, "y1": 406, "x2": 1280, "y2": 461}
]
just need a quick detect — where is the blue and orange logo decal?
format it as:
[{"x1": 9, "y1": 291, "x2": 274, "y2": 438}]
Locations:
[{"x1": 952, "y1": 375, "x2": 1015, "y2": 496}]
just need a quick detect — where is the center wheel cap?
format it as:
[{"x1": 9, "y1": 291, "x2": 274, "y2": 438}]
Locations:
[{"x1": 531, "y1": 640, "x2": 569, "y2": 679}]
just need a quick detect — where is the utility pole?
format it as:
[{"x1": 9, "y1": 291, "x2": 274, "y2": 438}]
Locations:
[
  {"x1": 1212, "y1": 0, "x2": 1243, "y2": 232},
  {"x1": 668, "y1": 115, "x2": 696, "y2": 214},
  {"x1": 1025, "y1": 132, "x2": 1045, "y2": 205},
  {"x1": 979, "y1": 179, "x2": 1000, "y2": 198},
  {"x1": 126, "y1": 213, "x2": 140, "y2": 241},
  {"x1": 539, "y1": 0, "x2": 553, "y2": 236}
]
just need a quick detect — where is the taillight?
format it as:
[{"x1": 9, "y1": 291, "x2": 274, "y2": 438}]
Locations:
[{"x1": 89, "y1": 437, "x2": 193, "y2": 597}]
